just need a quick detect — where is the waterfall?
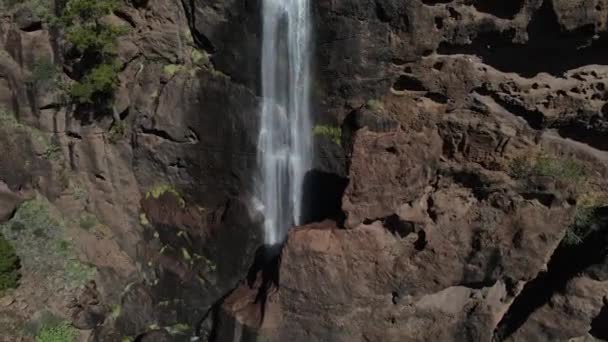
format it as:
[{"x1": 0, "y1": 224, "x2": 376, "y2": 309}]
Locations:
[{"x1": 258, "y1": 0, "x2": 312, "y2": 245}]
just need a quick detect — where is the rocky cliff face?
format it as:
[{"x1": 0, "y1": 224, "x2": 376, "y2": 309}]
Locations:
[{"x1": 0, "y1": 0, "x2": 607, "y2": 341}]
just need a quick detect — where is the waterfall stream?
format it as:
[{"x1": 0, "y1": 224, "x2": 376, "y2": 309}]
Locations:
[{"x1": 258, "y1": 0, "x2": 312, "y2": 245}]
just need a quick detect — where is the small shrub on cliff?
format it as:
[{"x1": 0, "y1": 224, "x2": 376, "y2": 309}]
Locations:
[
  {"x1": 0, "y1": 0, "x2": 19, "y2": 8},
  {"x1": 163, "y1": 64, "x2": 184, "y2": 78},
  {"x1": 366, "y1": 99, "x2": 385, "y2": 112},
  {"x1": 69, "y1": 61, "x2": 121, "y2": 105},
  {"x1": 61, "y1": 0, "x2": 125, "y2": 106},
  {"x1": 563, "y1": 194, "x2": 607, "y2": 246},
  {"x1": 30, "y1": 57, "x2": 60, "y2": 91},
  {"x1": 78, "y1": 214, "x2": 98, "y2": 230},
  {"x1": 0, "y1": 110, "x2": 60, "y2": 161},
  {"x1": 0, "y1": 110, "x2": 25, "y2": 131},
  {"x1": 563, "y1": 205, "x2": 597, "y2": 246},
  {"x1": 43, "y1": 141, "x2": 62, "y2": 161},
  {"x1": 108, "y1": 119, "x2": 128, "y2": 143},
  {"x1": 313, "y1": 125, "x2": 342, "y2": 145},
  {"x1": 191, "y1": 49, "x2": 209, "y2": 66},
  {"x1": 145, "y1": 184, "x2": 186, "y2": 208},
  {"x1": 0, "y1": 233, "x2": 20, "y2": 292},
  {"x1": 508, "y1": 152, "x2": 586, "y2": 185},
  {"x1": 3, "y1": 197, "x2": 95, "y2": 289},
  {"x1": 35, "y1": 322, "x2": 76, "y2": 342}
]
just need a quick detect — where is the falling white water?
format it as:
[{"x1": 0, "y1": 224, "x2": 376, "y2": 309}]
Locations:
[{"x1": 258, "y1": 0, "x2": 312, "y2": 245}]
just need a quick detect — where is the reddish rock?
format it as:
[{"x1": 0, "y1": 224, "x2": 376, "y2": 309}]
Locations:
[{"x1": 343, "y1": 127, "x2": 442, "y2": 228}]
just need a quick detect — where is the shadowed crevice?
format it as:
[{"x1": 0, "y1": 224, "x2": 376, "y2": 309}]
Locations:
[
  {"x1": 301, "y1": 169, "x2": 348, "y2": 226},
  {"x1": 493, "y1": 209, "x2": 608, "y2": 341}
]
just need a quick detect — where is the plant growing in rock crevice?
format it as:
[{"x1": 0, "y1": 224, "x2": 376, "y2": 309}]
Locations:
[
  {"x1": 366, "y1": 99, "x2": 385, "y2": 112},
  {"x1": 0, "y1": 110, "x2": 62, "y2": 161},
  {"x1": 563, "y1": 194, "x2": 607, "y2": 246},
  {"x1": 0, "y1": 233, "x2": 20, "y2": 293},
  {"x1": 108, "y1": 119, "x2": 128, "y2": 143},
  {"x1": 313, "y1": 124, "x2": 342, "y2": 145},
  {"x1": 35, "y1": 321, "x2": 76, "y2": 342},
  {"x1": 508, "y1": 150, "x2": 607, "y2": 246},
  {"x1": 508, "y1": 151, "x2": 587, "y2": 186},
  {"x1": 1, "y1": 196, "x2": 96, "y2": 289},
  {"x1": 30, "y1": 57, "x2": 61, "y2": 91},
  {"x1": 145, "y1": 184, "x2": 186, "y2": 208},
  {"x1": 61, "y1": 0, "x2": 126, "y2": 108}
]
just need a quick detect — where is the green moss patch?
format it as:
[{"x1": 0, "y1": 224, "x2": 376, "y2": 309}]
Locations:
[
  {"x1": 365, "y1": 99, "x2": 385, "y2": 112},
  {"x1": 313, "y1": 125, "x2": 342, "y2": 145},
  {"x1": 163, "y1": 64, "x2": 185, "y2": 78},
  {"x1": 0, "y1": 196, "x2": 96, "y2": 289},
  {"x1": 0, "y1": 233, "x2": 20, "y2": 293},
  {"x1": 0, "y1": 110, "x2": 61, "y2": 161},
  {"x1": 145, "y1": 184, "x2": 185, "y2": 208},
  {"x1": 35, "y1": 322, "x2": 76, "y2": 342}
]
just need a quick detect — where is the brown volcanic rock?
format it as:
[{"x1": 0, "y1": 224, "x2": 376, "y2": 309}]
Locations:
[
  {"x1": 343, "y1": 127, "x2": 442, "y2": 228},
  {"x1": 0, "y1": 181, "x2": 23, "y2": 223},
  {"x1": 507, "y1": 276, "x2": 608, "y2": 341},
  {"x1": 218, "y1": 163, "x2": 575, "y2": 341}
]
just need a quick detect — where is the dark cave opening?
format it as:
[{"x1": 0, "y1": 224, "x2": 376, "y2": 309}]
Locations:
[
  {"x1": 555, "y1": 114, "x2": 608, "y2": 152},
  {"x1": 392, "y1": 75, "x2": 428, "y2": 92},
  {"x1": 382, "y1": 214, "x2": 415, "y2": 238},
  {"x1": 590, "y1": 302, "x2": 608, "y2": 340},
  {"x1": 421, "y1": 0, "x2": 453, "y2": 5},
  {"x1": 473, "y1": 0, "x2": 525, "y2": 19},
  {"x1": 438, "y1": 0, "x2": 608, "y2": 78},
  {"x1": 492, "y1": 209, "x2": 608, "y2": 341},
  {"x1": 301, "y1": 169, "x2": 349, "y2": 227}
]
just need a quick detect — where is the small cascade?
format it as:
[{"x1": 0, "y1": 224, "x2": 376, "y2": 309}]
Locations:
[{"x1": 258, "y1": 0, "x2": 313, "y2": 245}]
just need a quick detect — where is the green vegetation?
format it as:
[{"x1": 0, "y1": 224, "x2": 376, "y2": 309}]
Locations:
[
  {"x1": 146, "y1": 184, "x2": 185, "y2": 208},
  {"x1": 64, "y1": 258, "x2": 96, "y2": 286},
  {"x1": 207, "y1": 65, "x2": 229, "y2": 79},
  {"x1": 191, "y1": 49, "x2": 208, "y2": 65},
  {"x1": 0, "y1": 110, "x2": 62, "y2": 161},
  {"x1": 110, "y1": 304, "x2": 121, "y2": 319},
  {"x1": 194, "y1": 253, "x2": 217, "y2": 272},
  {"x1": 509, "y1": 151, "x2": 586, "y2": 186},
  {"x1": 43, "y1": 141, "x2": 62, "y2": 161},
  {"x1": 313, "y1": 124, "x2": 342, "y2": 145},
  {"x1": 166, "y1": 323, "x2": 190, "y2": 336},
  {"x1": 139, "y1": 213, "x2": 150, "y2": 227},
  {"x1": 181, "y1": 248, "x2": 192, "y2": 261},
  {"x1": 0, "y1": 233, "x2": 20, "y2": 293},
  {"x1": 108, "y1": 119, "x2": 129, "y2": 143},
  {"x1": 23, "y1": 311, "x2": 64, "y2": 337},
  {"x1": 1, "y1": 0, "x2": 54, "y2": 22},
  {"x1": 563, "y1": 193, "x2": 607, "y2": 246},
  {"x1": 563, "y1": 206, "x2": 597, "y2": 246},
  {"x1": 510, "y1": 151, "x2": 607, "y2": 246},
  {"x1": 366, "y1": 99, "x2": 385, "y2": 112},
  {"x1": 1, "y1": 197, "x2": 96, "y2": 289},
  {"x1": 35, "y1": 322, "x2": 76, "y2": 342},
  {"x1": 61, "y1": 0, "x2": 126, "y2": 106},
  {"x1": 78, "y1": 214, "x2": 98, "y2": 230},
  {"x1": 2, "y1": 0, "x2": 125, "y2": 107},
  {"x1": 69, "y1": 61, "x2": 121, "y2": 105},
  {"x1": 30, "y1": 57, "x2": 60, "y2": 91},
  {"x1": 1, "y1": 110, "x2": 27, "y2": 131},
  {"x1": 163, "y1": 64, "x2": 185, "y2": 78}
]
